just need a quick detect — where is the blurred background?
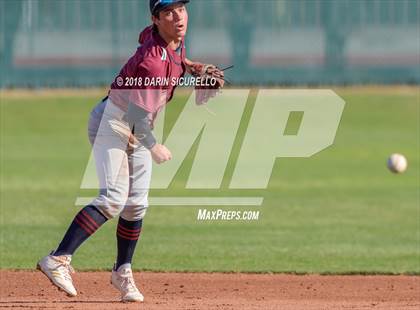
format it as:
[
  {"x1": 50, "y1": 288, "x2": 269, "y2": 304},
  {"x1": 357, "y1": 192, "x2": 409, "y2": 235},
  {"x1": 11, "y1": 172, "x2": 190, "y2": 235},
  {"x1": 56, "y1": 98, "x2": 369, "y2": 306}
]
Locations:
[
  {"x1": 0, "y1": 0, "x2": 419, "y2": 273},
  {"x1": 1, "y1": 0, "x2": 419, "y2": 87}
]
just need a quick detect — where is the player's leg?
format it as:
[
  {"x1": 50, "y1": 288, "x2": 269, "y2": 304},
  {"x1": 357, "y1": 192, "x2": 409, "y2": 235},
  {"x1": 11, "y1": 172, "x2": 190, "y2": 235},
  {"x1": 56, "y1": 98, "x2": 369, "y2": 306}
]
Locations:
[
  {"x1": 36, "y1": 204, "x2": 108, "y2": 297},
  {"x1": 37, "y1": 99, "x2": 131, "y2": 296},
  {"x1": 111, "y1": 145, "x2": 152, "y2": 302},
  {"x1": 54, "y1": 205, "x2": 107, "y2": 256},
  {"x1": 50, "y1": 140, "x2": 130, "y2": 257},
  {"x1": 116, "y1": 146, "x2": 151, "y2": 269}
]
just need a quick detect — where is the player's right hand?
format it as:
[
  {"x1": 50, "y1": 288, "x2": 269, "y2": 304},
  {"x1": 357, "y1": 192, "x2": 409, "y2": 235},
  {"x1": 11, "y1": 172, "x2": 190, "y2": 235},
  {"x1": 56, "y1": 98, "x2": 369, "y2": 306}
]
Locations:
[{"x1": 150, "y1": 144, "x2": 172, "y2": 164}]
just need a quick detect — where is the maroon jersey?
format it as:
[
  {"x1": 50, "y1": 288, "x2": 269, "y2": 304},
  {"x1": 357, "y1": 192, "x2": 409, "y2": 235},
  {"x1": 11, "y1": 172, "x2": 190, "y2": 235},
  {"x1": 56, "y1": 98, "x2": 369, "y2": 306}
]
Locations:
[{"x1": 109, "y1": 26, "x2": 186, "y2": 123}]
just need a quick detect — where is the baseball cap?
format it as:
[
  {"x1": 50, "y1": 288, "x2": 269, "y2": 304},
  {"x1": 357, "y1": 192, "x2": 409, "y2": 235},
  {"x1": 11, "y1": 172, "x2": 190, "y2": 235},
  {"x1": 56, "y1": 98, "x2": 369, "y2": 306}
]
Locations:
[{"x1": 150, "y1": 0, "x2": 190, "y2": 16}]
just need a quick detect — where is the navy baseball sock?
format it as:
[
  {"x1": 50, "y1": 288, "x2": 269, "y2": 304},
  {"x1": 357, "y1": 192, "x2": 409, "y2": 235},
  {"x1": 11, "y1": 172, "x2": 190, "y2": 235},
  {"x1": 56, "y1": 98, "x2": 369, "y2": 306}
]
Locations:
[
  {"x1": 54, "y1": 205, "x2": 108, "y2": 256},
  {"x1": 115, "y1": 217, "x2": 143, "y2": 270}
]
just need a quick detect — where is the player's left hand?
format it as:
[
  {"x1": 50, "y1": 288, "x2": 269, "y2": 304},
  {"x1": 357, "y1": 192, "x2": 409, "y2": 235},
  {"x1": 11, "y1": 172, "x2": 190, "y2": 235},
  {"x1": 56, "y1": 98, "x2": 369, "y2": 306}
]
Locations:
[{"x1": 188, "y1": 62, "x2": 225, "y2": 105}]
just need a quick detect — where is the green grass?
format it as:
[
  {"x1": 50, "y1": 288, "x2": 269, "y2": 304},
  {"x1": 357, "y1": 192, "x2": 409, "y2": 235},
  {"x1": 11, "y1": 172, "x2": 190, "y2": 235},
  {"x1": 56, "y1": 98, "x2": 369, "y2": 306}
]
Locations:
[{"x1": 0, "y1": 88, "x2": 419, "y2": 273}]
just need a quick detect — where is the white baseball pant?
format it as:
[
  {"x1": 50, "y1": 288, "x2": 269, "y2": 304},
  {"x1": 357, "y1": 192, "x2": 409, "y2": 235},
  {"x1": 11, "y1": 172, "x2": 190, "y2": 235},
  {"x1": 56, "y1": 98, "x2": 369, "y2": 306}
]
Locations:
[{"x1": 87, "y1": 98, "x2": 152, "y2": 221}]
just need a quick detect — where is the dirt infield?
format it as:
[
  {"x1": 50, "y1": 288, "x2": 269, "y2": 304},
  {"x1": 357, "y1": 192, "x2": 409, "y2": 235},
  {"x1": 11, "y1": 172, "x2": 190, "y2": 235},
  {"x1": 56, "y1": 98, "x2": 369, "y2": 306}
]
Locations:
[{"x1": 0, "y1": 271, "x2": 419, "y2": 309}]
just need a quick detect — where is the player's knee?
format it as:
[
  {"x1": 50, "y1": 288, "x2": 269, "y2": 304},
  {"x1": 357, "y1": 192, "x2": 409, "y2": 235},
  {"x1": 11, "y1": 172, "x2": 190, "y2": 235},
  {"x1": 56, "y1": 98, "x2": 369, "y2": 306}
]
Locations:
[
  {"x1": 92, "y1": 188, "x2": 130, "y2": 219},
  {"x1": 120, "y1": 205, "x2": 148, "y2": 221},
  {"x1": 94, "y1": 203, "x2": 126, "y2": 219}
]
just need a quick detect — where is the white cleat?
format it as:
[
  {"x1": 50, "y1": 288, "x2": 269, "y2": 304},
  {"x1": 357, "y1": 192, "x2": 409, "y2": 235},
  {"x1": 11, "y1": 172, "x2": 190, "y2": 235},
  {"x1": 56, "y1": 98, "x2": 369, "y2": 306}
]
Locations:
[
  {"x1": 111, "y1": 263, "x2": 144, "y2": 302},
  {"x1": 37, "y1": 252, "x2": 77, "y2": 297}
]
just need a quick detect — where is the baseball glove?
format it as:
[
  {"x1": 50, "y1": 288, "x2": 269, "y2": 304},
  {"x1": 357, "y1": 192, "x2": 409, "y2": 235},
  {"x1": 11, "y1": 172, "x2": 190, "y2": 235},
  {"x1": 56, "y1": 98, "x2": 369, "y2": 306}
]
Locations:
[{"x1": 189, "y1": 63, "x2": 225, "y2": 105}]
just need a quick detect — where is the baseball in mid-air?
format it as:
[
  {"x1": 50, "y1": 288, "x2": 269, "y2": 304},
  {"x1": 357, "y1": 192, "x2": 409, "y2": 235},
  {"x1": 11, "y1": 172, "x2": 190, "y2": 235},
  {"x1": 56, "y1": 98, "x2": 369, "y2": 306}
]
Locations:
[{"x1": 387, "y1": 153, "x2": 408, "y2": 174}]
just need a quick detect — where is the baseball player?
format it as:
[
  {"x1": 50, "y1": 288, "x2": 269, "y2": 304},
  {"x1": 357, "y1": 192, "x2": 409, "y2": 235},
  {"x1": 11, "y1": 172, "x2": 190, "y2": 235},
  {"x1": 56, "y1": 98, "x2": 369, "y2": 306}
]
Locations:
[{"x1": 37, "y1": 0, "x2": 224, "y2": 302}]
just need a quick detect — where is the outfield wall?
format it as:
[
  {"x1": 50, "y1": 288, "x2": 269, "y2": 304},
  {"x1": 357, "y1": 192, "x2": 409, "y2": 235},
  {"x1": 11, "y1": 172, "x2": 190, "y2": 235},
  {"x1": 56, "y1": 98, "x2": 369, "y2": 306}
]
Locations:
[{"x1": 1, "y1": 0, "x2": 419, "y2": 87}]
